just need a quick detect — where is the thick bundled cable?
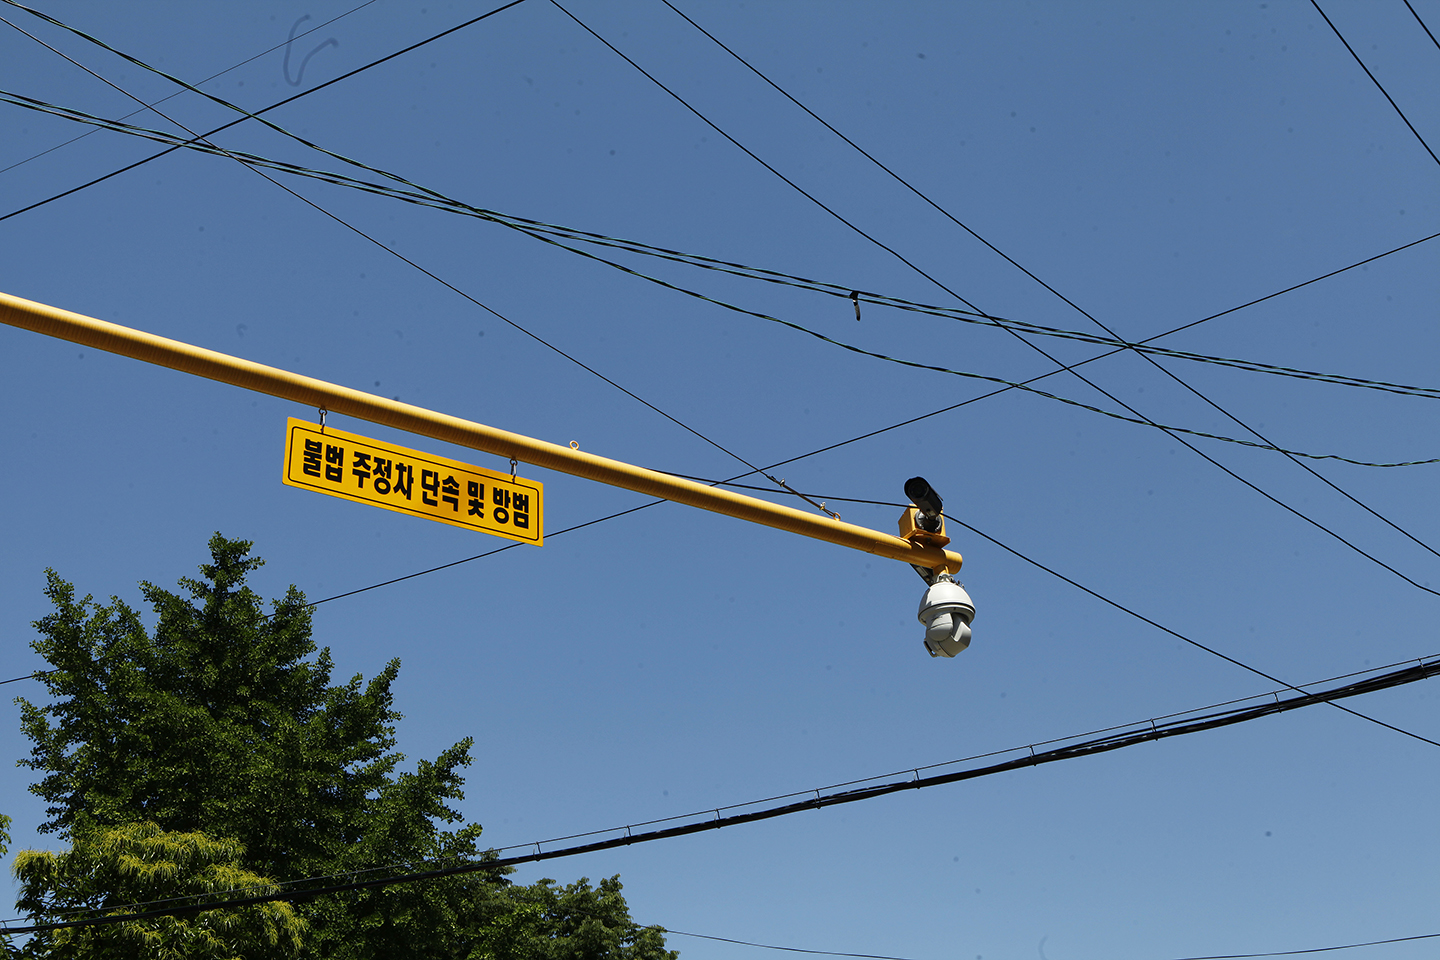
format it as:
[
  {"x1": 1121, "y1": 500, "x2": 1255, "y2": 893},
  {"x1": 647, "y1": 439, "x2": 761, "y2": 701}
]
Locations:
[
  {"x1": 4, "y1": 97, "x2": 1436, "y2": 468},
  {"x1": 6, "y1": 87, "x2": 1439, "y2": 408},
  {"x1": 5, "y1": 654, "x2": 1436, "y2": 936}
]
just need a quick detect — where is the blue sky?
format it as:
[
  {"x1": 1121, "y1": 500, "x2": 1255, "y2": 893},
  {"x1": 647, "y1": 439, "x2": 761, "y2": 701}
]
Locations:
[{"x1": 2, "y1": 1, "x2": 1438, "y2": 957}]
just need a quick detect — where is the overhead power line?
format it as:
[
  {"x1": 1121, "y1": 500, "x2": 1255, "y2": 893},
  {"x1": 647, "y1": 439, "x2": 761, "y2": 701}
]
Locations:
[
  {"x1": 8, "y1": 87, "x2": 1434, "y2": 472},
  {"x1": 0, "y1": 0, "x2": 531, "y2": 225},
  {"x1": 5, "y1": 654, "x2": 1437, "y2": 936},
  {"x1": 5, "y1": 0, "x2": 1435, "y2": 753},
  {"x1": 4, "y1": 217, "x2": 1437, "y2": 681},
  {"x1": 1405, "y1": 0, "x2": 1440, "y2": 53},
  {"x1": 662, "y1": 926, "x2": 1440, "y2": 960},
  {"x1": 1, "y1": 3, "x2": 839, "y2": 519},
  {"x1": 1310, "y1": 0, "x2": 1440, "y2": 167},
  {"x1": 0, "y1": 0, "x2": 380, "y2": 177},
  {"x1": 8, "y1": 91, "x2": 1439, "y2": 415},
  {"x1": 8, "y1": 0, "x2": 1437, "y2": 494},
  {"x1": 565, "y1": 0, "x2": 1440, "y2": 599}
]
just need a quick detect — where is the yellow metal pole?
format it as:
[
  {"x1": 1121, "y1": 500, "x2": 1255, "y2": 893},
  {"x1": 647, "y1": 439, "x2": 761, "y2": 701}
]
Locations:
[{"x1": 0, "y1": 291, "x2": 961, "y2": 574}]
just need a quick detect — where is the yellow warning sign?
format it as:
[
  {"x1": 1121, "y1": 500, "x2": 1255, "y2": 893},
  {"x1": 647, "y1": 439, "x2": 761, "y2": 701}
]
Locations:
[{"x1": 283, "y1": 419, "x2": 542, "y2": 544}]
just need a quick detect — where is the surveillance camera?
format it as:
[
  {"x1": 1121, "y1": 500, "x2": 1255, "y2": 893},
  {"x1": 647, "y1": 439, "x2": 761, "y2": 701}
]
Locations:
[
  {"x1": 918, "y1": 575, "x2": 975, "y2": 658},
  {"x1": 904, "y1": 477, "x2": 944, "y2": 532}
]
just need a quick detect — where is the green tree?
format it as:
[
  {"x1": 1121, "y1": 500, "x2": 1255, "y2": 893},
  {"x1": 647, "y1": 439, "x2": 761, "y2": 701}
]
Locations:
[
  {"x1": 475, "y1": 877, "x2": 677, "y2": 960},
  {"x1": 12, "y1": 822, "x2": 304, "y2": 959},
  {"x1": 14, "y1": 534, "x2": 673, "y2": 960}
]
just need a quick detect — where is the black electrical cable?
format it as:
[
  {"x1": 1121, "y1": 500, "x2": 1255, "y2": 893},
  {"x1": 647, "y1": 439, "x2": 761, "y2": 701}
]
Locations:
[
  {"x1": 657, "y1": 0, "x2": 1440, "y2": 569},
  {"x1": 0, "y1": 0, "x2": 380, "y2": 177},
  {"x1": 0, "y1": 0, "x2": 530, "y2": 224},
  {"x1": 6, "y1": 654, "x2": 1437, "y2": 936},
  {"x1": 1404, "y1": 0, "x2": 1440, "y2": 52},
  {"x1": 27, "y1": 2, "x2": 1382, "y2": 478},
  {"x1": 9, "y1": 75, "x2": 1439, "y2": 462},
  {"x1": 12, "y1": 90, "x2": 1439, "y2": 419},
  {"x1": 305, "y1": 499, "x2": 662, "y2": 608},
  {"x1": 1164, "y1": 931, "x2": 1440, "y2": 959},
  {"x1": 0, "y1": 671, "x2": 49, "y2": 685},
  {"x1": 608, "y1": 476, "x2": 1440, "y2": 748},
  {"x1": 10, "y1": 1, "x2": 1434, "y2": 485},
  {"x1": 3, "y1": 2, "x2": 840, "y2": 519},
  {"x1": 7, "y1": 7, "x2": 1433, "y2": 461},
  {"x1": 662, "y1": 927, "x2": 1440, "y2": 960},
  {"x1": 547, "y1": 0, "x2": 992, "y2": 320},
  {"x1": 662, "y1": 929, "x2": 919, "y2": 960},
  {"x1": 1311, "y1": 0, "x2": 1440, "y2": 167},
  {"x1": 5, "y1": 0, "x2": 1435, "y2": 746},
  {"x1": 570, "y1": 1, "x2": 1440, "y2": 597},
  {"x1": 749, "y1": 230, "x2": 1440, "y2": 475}
]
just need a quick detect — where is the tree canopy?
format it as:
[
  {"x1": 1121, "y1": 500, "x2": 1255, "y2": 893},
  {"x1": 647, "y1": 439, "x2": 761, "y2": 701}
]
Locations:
[
  {"x1": 11, "y1": 534, "x2": 675, "y2": 960},
  {"x1": 13, "y1": 822, "x2": 304, "y2": 960}
]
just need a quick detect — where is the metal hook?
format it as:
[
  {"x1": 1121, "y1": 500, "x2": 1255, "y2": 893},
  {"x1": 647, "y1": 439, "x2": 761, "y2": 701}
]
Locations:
[
  {"x1": 318, "y1": 407, "x2": 327, "y2": 433},
  {"x1": 510, "y1": 457, "x2": 517, "y2": 481}
]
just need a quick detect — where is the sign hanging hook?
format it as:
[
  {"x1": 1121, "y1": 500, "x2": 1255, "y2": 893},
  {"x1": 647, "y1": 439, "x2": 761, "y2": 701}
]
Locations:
[{"x1": 318, "y1": 407, "x2": 327, "y2": 434}]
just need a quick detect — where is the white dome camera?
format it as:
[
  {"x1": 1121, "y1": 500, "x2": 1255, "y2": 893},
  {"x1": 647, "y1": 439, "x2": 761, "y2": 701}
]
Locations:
[{"x1": 918, "y1": 575, "x2": 975, "y2": 658}]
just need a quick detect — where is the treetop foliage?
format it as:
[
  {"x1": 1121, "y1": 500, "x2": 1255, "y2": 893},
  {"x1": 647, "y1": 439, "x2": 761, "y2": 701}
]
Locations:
[{"x1": 10, "y1": 534, "x2": 675, "y2": 960}]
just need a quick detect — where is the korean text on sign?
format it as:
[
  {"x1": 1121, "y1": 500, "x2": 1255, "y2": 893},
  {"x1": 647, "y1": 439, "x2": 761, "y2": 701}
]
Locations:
[{"x1": 283, "y1": 419, "x2": 542, "y2": 544}]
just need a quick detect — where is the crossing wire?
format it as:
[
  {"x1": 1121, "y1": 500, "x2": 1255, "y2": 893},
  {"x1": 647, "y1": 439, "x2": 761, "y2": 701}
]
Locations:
[
  {"x1": 0, "y1": 0, "x2": 531, "y2": 225},
  {"x1": 5, "y1": 16, "x2": 1438, "y2": 734},
  {"x1": 5, "y1": 1, "x2": 1435, "y2": 481},
  {"x1": 5, "y1": 654, "x2": 1438, "y2": 936},
  {"x1": 6, "y1": 73, "x2": 1434, "y2": 429},
  {"x1": 657, "y1": 0, "x2": 1440, "y2": 572},
  {"x1": 1, "y1": 5, "x2": 844, "y2": 521},
  {"x1": 7, "y1": 89, "x2": 1439, "y2": 413},
  {"x1": 664, "y1": 927, "x2": 1440, "y2": 960},
  {"x1": 1311, "y1": 0, "x2": 1440, "y2": 167},
  {"x1": 0, "y1": 0, "x2": 381, "y2": 177},
  {"x1": 556, "y1": 1, "x2": 1440, "y2": 596},
  {"x1": 4, "y1": 92, "x2": 1433, "y2": 469},
  {"x1": 6, "y1": 0, "x2": 1437, "y2": 737},
  {"x1": 1406, "y1": 0, "x2": 1440, "y2": 53}
]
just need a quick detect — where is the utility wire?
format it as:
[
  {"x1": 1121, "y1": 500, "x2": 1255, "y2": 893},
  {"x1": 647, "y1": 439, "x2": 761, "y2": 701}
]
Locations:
[
  {"x1": 1, "y1": 7, "x2": 834, "y2": 520},
  {"x1": 0, "y1": 0, "x2": 530, "y2": 225},
  {"x1": 657, "y1": 0, "x2": 1440, "y2": 569},
  {"x1": 1310, "y1": 0, "x2": 1440, "y2": 167},
  {"x1": 6, "y1": 654, "x2": 1437, "y2": 936},
  {"x1": 746, "y1": 230, "x2": 1440, "y2": 477},
  {"x1": 547, "y1": 0, "x2": 992, "y2": 320},
  {"x1": 0, "y1": 0, "x2": 380, "y2": 177},
  {"x1": 662, "y1": 927, "x2": 1440, "y2": 960},
  {"x1": 1405, "y1": 0, "x2": 1440, "y2": 53},
  {"x1": 9, "y1": 91, "x2": 1439, "y2": 414},
  {"x1": 7, "y1": 6, "x2": 1435, "y2": 482},
  {"x1": 605, "y1": 477, "x2": 1440, "y2": 748},
  {"x1": 3, "y1": 2, "x2": 838, "y2": 519},
  {"x1": 6, "y1": 0, "x2": 1436, "y2": 737},
  {"x1": 17, "y1": 465, "x2": 1438, "y2": 755},
  {"x1": 662, "y1": 928, "x2": 917, "y2": 960},
  {"x1": 576, "y1": 1, "x2": 1440, "y2": 597},
  {"x1": 6, "y1": 90, "x2": 1435, "y2": 470},
  {"x1": 4, "y1": 221, "x2": 1437, "y2": 677},
  {"x1": 14, "y1": 80, "x2": 1426, "y2": 469}
]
